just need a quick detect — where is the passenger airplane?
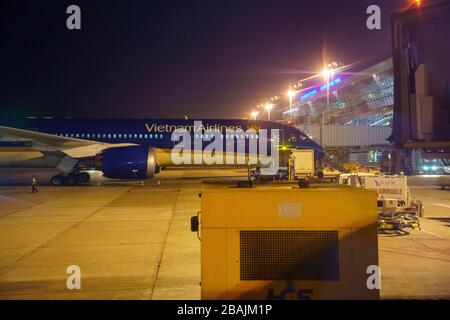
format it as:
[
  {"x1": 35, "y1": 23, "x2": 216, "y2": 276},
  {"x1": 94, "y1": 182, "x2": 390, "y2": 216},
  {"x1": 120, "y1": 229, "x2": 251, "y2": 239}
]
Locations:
[{"x1": 0, "y1": 118, "x2": 325, "y2": 186}]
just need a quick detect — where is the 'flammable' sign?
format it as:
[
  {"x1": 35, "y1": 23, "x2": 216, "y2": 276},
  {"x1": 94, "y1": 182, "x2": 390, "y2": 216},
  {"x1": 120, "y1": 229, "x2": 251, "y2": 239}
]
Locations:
[{"x1": 363, "y1": 176, "x2": 408, "y2": 201}]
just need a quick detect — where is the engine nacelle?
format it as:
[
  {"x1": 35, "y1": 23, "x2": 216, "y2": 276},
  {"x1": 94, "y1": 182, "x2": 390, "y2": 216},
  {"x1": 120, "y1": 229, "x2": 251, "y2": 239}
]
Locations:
[{"x1": 95, "y1": 146, "x2": 157, "y2": 179}]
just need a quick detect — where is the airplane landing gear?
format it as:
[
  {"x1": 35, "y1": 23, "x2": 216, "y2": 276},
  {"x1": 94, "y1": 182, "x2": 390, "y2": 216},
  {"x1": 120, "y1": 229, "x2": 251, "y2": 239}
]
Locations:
[
  {"x1": 65, "y1": 173, "x2": 79, "y2": 186},
  {"x1": 78, "y1": 172, "x2": 91, "y2": 183},
  {"x1": 51, "y1": 172, "x2": 90, "y2": 186},
  {"x1": 50, "y1": 174, "x2": 65, "y2": 186}
]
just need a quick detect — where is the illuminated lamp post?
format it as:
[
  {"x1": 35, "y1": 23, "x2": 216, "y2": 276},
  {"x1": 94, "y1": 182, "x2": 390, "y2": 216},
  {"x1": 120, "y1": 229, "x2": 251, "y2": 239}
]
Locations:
[
  {"x1": 320, "y1": 66, "x2": 335, "y2": 146},
  {"x1": 287, "y1": 87, "x2": 296, "y2": 124},
  {"x1": 250, "y1": 111, "x2": 259, "y2": 121},
  {"x1": 265, "y1": 103, "x2": 274, "y2": 121}
]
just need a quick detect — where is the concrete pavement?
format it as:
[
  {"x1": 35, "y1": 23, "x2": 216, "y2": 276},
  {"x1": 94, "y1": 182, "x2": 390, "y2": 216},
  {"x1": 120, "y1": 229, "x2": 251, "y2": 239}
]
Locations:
[
  {"x1": 0, "y1": 168, "x2": 216, "y2": 299},
  {"x1": 378, "y1": 175, "x2": 450, "y2": 299},
  {"x1": 0, "y1": 169, "x2": 449, "y2": 299}
]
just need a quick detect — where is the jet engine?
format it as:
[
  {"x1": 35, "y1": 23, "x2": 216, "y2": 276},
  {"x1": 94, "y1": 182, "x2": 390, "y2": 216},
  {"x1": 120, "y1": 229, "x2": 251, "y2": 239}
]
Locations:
[{"x1": 95, "y1": 146, "x2": 157, "y2": 179}]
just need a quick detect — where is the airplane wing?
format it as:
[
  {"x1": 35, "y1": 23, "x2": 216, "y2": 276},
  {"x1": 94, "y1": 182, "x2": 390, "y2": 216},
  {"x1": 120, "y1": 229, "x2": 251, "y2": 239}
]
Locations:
[{"x1": 0, "y1": 125, "x2": 137, "y2": 158}]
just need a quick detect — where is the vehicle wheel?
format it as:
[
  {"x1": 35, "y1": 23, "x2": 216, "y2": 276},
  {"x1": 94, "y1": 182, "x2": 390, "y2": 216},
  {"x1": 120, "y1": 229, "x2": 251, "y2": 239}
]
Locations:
[
  {"x1": 51, "y1": 175, "x2": 64, "y2": 186},
  {"x1": 78, "y1": 172, "x2": 91, "y2": 183},
  {"x1": 65, "y1": 174, "x2": 79, "y2": 186},
  {"x1": 298, "y1": 179, "x2": 310, "y2": 188}
]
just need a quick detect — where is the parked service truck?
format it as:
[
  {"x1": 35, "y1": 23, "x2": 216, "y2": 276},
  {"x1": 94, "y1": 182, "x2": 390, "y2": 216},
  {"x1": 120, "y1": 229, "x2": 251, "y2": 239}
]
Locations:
[
  {"x1": 360, "y1": 175, "x2": 423, "y2": 230},
  {"x1": 292, "y1": 149, "x2": 314, "y2": 178}
]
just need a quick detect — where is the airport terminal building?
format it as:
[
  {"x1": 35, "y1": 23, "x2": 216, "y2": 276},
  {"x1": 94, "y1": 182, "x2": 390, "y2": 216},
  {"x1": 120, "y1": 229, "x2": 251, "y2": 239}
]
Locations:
[
  {"x1": 282, "y1": 56, "x2": 448, "y2": 173},
  {"x1": 282, "y1": 58, "x2": 394, "y2": 167},
  {"x1": 284, "y1": 57, "x2": 394, "y2": 133}
]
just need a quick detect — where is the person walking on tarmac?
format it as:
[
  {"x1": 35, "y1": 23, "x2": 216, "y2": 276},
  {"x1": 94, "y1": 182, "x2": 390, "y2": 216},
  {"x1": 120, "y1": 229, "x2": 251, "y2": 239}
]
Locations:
[{"x1": 31, "y1": 175, "x2": 38, "y2": 193}]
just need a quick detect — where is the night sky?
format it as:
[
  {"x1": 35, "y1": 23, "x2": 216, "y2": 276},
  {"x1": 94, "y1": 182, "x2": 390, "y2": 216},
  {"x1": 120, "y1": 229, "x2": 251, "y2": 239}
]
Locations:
[{"x1": 1, "y1": 0, "x2": 409, "y2": 119}]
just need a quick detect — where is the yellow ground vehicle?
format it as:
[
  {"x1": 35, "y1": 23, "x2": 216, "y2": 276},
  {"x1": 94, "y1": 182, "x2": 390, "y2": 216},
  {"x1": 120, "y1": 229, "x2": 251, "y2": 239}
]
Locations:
[{"x1": 193, "y1": 182, "x2": 380, "y2": 300}]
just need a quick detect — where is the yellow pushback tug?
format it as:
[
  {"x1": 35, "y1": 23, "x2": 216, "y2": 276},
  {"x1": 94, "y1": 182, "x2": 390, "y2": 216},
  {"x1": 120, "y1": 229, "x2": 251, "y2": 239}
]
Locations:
[{"x1": 191, "y1": 181, "x2": 380, "y2": 300}]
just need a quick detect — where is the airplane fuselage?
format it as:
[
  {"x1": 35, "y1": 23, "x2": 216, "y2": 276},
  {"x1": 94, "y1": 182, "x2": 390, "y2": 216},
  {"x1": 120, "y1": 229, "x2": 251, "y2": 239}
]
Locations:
[{"x1": 0, "y1": 118, "x2": 323, "y2": 168}]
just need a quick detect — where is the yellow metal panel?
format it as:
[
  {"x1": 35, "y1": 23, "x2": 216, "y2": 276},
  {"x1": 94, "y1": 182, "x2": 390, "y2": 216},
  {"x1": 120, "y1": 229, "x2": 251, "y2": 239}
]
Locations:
[
  {"x1": 350, "y1": 228, "x2": 380, "y2": 299},
  {"x1": 200, "y1": 183, "x2": 380, "y2": 300},
  {"x1": 201, "y1": 228, "x2": 228, "y2": 299},
  {"x1": 201, "y1": 186, "x2": 378, "y2": 229}
]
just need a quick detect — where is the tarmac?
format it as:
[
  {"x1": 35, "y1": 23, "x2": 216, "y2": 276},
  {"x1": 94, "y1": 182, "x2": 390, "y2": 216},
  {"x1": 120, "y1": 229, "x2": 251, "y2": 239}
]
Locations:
[{"x1": 0, "y1": 168, "x2": 449, "y2": 299}]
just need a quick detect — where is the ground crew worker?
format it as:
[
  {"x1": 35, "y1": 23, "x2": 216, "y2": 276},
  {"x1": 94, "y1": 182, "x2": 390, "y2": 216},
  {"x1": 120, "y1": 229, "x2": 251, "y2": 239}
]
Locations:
[{"x1": 31, "y1": 175, "x2": 38, "y2": 193}]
